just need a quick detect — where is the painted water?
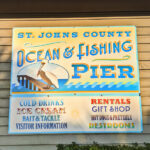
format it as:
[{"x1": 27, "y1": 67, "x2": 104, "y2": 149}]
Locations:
[{"x1": 12, "y1": 79, "x2": 139, "y2": 92}]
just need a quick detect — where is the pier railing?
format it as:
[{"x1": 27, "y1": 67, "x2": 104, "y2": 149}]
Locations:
[{"x1": 17, "y1": 75, "x2": 51, "y2": 91}]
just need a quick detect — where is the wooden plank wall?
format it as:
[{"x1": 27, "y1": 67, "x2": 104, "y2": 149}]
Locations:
[{"x1": 0, "y1": 16, "x2": 150, "y2": 150}]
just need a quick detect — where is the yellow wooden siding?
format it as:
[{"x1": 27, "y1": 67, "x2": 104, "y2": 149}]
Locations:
[{"x1": 0, "y1": 16, "x2": 150, "y2": 148}]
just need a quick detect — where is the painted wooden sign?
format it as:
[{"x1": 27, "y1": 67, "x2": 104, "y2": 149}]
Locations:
[
  {"x1": 9, "y1": 26, "x2": 142, "y2": 134},
  {"x1": 9, "y1": 96, "x2": 142, "y2": 134},
  {"x1": 10, "y1": 26, "x2": 139, "y2": 94}
]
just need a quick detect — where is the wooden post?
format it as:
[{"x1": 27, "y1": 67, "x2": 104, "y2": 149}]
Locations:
[
  {"x1": 33, "y1": 85, "x2": 36, "y2": 91},
  {"x1": 18, "y1": 75, "x2": 21, "y2": 84},
  {"x1": 22, "y1": 76, "x2": 24, "y2": 86},
  {"x1": 26, "y1": 76, "x2": 29, "y2": 88},
  {"x1": 29, "y1": 82, "x2": 32, "y2": 90}
]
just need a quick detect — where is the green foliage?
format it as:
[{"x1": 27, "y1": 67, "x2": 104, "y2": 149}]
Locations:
[{"x1": 56, "y1": 142, "x2": 150, "y2": 150}]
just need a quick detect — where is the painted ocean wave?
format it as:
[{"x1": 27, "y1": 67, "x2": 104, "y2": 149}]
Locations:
[{"x1": 12, "y1": 79, "x2": 139, "y2": 92}]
